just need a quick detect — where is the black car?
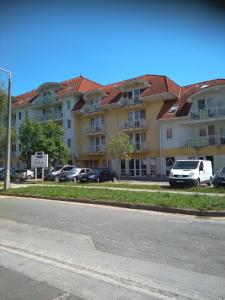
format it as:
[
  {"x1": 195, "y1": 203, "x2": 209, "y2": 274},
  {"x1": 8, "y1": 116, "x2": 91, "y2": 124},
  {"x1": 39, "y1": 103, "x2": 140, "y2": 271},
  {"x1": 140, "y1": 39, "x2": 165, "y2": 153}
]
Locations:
[
  {"x1": 56, "y1": 168, "x2": 91, "y2": 182},
  {"x1": 80, "y1": 168, "x2": 116, "y2": 183},
  {"x1": 213, "y1": 167, "x2": 225, "y2": 187}
]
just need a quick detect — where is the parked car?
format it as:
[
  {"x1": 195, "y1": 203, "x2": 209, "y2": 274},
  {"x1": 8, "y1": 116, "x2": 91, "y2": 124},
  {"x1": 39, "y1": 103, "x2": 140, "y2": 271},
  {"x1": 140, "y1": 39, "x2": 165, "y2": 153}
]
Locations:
[
  {"x1": 169, "y1": 160, "x2": 213, "y2": 187},
  {"x1": 56, "y1": 168, "x2": 91, "y2": 182},
  {"x1": 0, "y1": 168, "x2": 17, "y2": 180},
  {"x1": 80, "y1": 168, "x2": 117, "y2": 183},
  {"x1": 46, "y1": 165, "x2": 76, "y2": 181},
  {"x1": 213, "y1": 167, "x2": 225, "y2": 187},
  {"x1": 15, "y1": 169, "x2": 35, "y2": 180}
]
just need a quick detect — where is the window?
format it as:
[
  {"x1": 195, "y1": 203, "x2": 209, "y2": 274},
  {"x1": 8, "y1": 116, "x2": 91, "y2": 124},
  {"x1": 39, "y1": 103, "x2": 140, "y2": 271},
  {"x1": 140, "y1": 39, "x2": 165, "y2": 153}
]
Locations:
[
  {"x1": 18, "y1": 112, "x2": 22, "y2": 120},
  {"x1": 197, "y1": 99, "x2": 206, "y2": 110},
  {"x1": 67, "y1": 101, "x2": 71, "y2": 110},
  {"x1": 67, "y1": 119, "x2": 71, "y2": 129},
  {"x1": 169, "y1": 104, "x2": 178, "y2": 113},
  {"x1": 67, "y1": 138, "x2": 71, "y2": 147},
  {"x1": 166, "y1": 128, "x2": 173, "y2": 139},
  {"x1": 128, "y1": 110, "x2": 146, "y2": 121},
  {"x1": 19, "y1": 144, "x2": 21, "y2": 151},
  {"x1": 25, "y1": 110, "x2": 29, "y2": 117}
]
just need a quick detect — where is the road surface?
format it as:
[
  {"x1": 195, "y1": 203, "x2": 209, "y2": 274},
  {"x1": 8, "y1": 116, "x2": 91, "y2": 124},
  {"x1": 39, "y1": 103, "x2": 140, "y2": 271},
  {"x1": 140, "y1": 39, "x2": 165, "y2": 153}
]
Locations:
[{"x1": 0, "y1": 195, "x2": 225, "y2": 299}]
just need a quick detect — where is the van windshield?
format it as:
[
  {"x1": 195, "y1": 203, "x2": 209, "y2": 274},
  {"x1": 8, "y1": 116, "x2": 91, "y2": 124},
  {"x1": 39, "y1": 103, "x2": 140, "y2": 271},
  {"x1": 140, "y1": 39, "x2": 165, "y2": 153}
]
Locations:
[{"x1": 173, "y1": 161, "x2": 199, "y2": 169}]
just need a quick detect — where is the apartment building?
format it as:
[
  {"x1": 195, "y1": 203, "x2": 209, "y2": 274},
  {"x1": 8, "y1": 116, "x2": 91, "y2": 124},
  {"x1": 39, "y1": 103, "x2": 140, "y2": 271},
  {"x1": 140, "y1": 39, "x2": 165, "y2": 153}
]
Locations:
[
  {"x1": 1, "y1": 76, "x2": 101, "y2": 169},
  {"x1": 158, "y1": 79, "x2": 225, "y2": 175},
  {"x1": 1, "y1": 74, "x2": 224, "y2": 177}
]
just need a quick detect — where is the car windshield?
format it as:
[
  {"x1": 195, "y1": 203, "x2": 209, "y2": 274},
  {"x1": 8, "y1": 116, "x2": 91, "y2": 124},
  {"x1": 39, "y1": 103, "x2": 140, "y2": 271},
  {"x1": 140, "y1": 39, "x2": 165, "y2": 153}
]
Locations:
[
  {"x1": 220, "y1": 167, "x2": 225, "y2": 174},
  {"x1": 173, "y1": 161, "x2": 199, "y2": 170},
  {"x1": 52, "y1": 166, "x2": 62, "y2": 172},
  {"x1": 88, "y1": 168, "x2": 103, "y2": 174}
]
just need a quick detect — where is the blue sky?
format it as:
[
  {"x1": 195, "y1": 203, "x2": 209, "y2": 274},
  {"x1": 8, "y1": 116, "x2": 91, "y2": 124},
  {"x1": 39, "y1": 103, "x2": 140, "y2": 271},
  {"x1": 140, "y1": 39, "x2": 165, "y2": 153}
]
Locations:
[{"x1": 0, "y1": 0, "x2": 225, "y2": 95}]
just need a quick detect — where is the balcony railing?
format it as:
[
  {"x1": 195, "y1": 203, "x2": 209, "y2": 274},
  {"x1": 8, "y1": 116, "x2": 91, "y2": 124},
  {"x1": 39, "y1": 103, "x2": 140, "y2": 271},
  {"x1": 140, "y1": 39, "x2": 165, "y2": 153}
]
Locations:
[
  {"x1": 132, "y1": 141, "x2": 148, "y2": 151},
  {"x1": 86, "y1": 145, "x2": 106, "y2": 153},
  {"x1": 121, "y1": 119, "x2": 147, "y2": 130},
  {"x1": 81, "y1": 105, "x2": 101, "y2": 114},
  {"x1": 33, "y1": 96, "x2": 59, "y2": 106},
  {"x1": 119, "y1": 97, "x2": 142, "y2": 108},
  {"x1": 189, "y1": 106, "x2": 225, "y2": 121},
  {"x1": 34, "y1": 112, "x2": 63, "y2": 122},
  {"x1": 84, "y1": 125, "x2": 105, "y2": 134},
  {"x1": 187, "y1": 135, "x2": 225, "y2": 147}
]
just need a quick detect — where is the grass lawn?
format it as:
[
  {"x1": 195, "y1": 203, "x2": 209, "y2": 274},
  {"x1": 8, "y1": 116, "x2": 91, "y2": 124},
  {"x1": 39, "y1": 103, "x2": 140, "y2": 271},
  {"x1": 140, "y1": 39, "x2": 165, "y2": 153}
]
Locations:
[
  {"x1": 22, "y1": 180, "x2": 225, "y2": 194},
  {"x1": 1, "y1": 185, "x2": 225, "y2": 211}
]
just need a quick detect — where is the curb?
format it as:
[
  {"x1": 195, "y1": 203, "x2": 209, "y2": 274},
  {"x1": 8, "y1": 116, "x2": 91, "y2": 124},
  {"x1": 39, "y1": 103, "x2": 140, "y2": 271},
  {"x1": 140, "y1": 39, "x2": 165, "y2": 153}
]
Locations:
[{"x1": 2, "y1": 193, "x2": 225, "y2": 217}]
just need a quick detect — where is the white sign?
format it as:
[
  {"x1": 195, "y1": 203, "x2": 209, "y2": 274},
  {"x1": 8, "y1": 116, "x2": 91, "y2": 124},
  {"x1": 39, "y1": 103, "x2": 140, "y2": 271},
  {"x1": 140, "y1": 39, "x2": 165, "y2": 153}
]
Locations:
[{"x1": 31, "y1": 151, "x2": 48, "y2": 168}]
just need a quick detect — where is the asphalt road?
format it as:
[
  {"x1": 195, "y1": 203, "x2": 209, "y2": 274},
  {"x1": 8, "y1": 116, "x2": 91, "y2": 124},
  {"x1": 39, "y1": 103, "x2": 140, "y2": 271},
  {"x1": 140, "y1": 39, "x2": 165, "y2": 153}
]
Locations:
[{"x1": 0, "y1": 195, "x2": 225, "y2": 299}]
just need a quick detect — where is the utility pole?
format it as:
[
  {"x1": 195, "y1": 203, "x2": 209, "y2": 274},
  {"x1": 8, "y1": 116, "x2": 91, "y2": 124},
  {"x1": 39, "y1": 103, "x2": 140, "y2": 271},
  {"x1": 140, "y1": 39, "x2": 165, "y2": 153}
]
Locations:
[{"x1": 0, "y1": 68, "x2": 12, "y2": 190}]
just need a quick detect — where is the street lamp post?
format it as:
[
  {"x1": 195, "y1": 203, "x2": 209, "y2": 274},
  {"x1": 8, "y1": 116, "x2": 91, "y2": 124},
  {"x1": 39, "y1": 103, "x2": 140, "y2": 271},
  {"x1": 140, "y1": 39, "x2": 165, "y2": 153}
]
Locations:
[{"x1": 0, "y1": 68, "x2": 12, "y2": 190}]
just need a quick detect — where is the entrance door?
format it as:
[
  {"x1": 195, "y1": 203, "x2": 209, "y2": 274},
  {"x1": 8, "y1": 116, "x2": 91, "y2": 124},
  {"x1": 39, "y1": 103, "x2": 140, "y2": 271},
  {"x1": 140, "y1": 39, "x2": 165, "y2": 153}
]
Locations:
[{"x1": 129, "y1": 159, "x2": 140, "y2": 176}]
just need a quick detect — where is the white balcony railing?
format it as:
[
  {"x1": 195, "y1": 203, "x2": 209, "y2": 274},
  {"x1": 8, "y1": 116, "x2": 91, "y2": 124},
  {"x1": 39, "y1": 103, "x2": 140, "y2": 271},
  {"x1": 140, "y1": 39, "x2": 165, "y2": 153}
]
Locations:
[
  {"x1": 187, "y1": 135, "x2": 225, "y2": 147},
  {"x1": 86, "y1": 145, "x2": 106, "y2": 153},
  {"x1": 81, "y1": 105, "x2": 101, "y2": 114},
  {"x1": 119, "y1": 97, "x2": 142, "y2": 107},
  {"x1": 84, "y1": 125, "x2": 105, "y2": 134},
  {"x1": 34, "y1": 112, "x2": 63, "y2": 122},
  {"x1": 33, "y1": 96, "x2": 59, "y2": 107},
  {"x1": 189, "y1": 106, "x2": 225, "y2": 121},
  {"x1": 121, "y1": 118, "x2": 147, "y2": 129}
]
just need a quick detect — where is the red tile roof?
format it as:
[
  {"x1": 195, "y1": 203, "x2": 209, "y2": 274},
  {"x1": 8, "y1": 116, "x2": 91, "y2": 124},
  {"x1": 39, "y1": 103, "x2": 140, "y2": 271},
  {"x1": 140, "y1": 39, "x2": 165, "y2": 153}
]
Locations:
[
  {"x1": 157, "y1": 79, "x2": 225, "y2": 120},
  {"x1": 12, "y1": 90, "x2": 38, "y2": 108},
  {"x1": 13, "y1": 75, "x2": 225, "y2": 120},
  {"x1": 13, "y1": 76, "x2": 102, "y2": 107}
]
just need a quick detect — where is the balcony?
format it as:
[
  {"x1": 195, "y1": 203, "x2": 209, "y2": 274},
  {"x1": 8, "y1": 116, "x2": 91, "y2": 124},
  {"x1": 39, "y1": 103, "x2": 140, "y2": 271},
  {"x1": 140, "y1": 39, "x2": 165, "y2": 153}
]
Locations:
[
  {"x1": 84, "y1": 125, "x2": 105, "y2": 135},
  {"x1": 187, "y1": 135, "x2": 225, "y2": 148},
  {"x1": 81, "y1": 105, "x2": 102, "y2": 115},
  {"x1": 85, "y1": 145, "x2": 106, "y2": 154},
  {"x1": 33, "y1": 96, "x2": 60, "y2": 107},
  {"x1": 121, "y1": 119, "x2": 148, "y2": 131},
  {"x1": 34, "y1": 112, "x2": 63, "y2": 122},
  {"x1": 132, "y1": 142, "x2": 149, "y2": 152},
  {"x1": 119, "y1": 97, "x2": 142, "y2": 108},
  {"x1": 189, "y1": 106, "x2": 225, "y2": 121}
]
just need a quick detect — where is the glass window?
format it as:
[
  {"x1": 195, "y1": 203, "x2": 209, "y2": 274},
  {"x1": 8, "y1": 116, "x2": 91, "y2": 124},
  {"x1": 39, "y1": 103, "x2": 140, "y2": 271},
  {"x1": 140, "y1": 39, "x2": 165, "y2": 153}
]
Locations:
[
  {"x1": 198, "y1": 99, "x2": 206, "y2": 110},
  {"x1": 166, "y1": 128, "x2": 173, "y2": 139},
  {"x1": 67, "y1": 101, "x2": 71, "y2": 110},
  {"x1": 67, "y1": 119, "x2": 71, "y2": 129},
  {"x1": 67, "y1": 138, "x2": 71, "y2": 147},
  {"x1": 18, "y1": 112, "x2": 22, "y2": 120}
]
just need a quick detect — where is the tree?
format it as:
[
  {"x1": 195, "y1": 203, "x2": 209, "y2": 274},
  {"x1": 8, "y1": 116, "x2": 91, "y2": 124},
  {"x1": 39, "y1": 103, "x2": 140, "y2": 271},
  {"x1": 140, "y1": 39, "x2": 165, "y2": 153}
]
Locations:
[
  {"x1": 0, "y1": 84, "x2": 16, "y2": 160},
  {"x1": 107, "y1": 132, "x2": 134, "y2": 181},
  {"x1": 19, "y1": 117, "x2": 68, "y2": 167},
  {"x1": 0, "y1": 83, "x2": 7, "y2": 142}
]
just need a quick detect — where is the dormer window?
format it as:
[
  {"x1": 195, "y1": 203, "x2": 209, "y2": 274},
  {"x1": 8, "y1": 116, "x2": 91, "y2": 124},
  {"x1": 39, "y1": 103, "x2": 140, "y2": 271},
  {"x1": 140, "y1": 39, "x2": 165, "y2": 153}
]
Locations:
[
  {"x1": 89, "y1": 96, "x2": 100, "y2": 107},
  {"x1": 169, "y1": 104, "x2": 178, "y2": 113}
]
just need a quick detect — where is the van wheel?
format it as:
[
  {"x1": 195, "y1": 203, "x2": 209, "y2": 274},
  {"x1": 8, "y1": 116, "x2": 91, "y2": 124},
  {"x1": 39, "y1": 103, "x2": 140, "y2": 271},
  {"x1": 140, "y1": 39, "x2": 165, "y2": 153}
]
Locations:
[
  {"x1": 196, "y1": 178, "x2": 200, "y2": 186},
  {"x1": 207, "y1": 178, "x2": 212, "y2": 186}
]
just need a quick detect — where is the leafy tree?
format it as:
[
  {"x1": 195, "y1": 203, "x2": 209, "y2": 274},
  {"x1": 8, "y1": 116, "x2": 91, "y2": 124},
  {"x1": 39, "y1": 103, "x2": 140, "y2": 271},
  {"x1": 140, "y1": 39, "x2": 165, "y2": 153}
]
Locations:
[
  {"x1": 0, "y1": 83, "x2": 7, "y2": 141},
  {"x1": 107, "y1": 132, "x2": 134, "y2": 181},
  {"x1": 19, "y1": 117, "x2": 68, "y2": 167},
  {"x1": 0, "y1": 84, "x2": 16, "y2": 160}
]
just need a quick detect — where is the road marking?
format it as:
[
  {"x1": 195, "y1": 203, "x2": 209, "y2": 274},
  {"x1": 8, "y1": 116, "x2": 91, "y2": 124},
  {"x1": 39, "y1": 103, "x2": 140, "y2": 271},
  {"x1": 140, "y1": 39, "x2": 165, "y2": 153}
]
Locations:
[
  {"x1": 0, "y1": 244, "x2": 206, "y2": 300},
  {"x1": 53, "y1": 292, "x2": 71, "y2": 300}
]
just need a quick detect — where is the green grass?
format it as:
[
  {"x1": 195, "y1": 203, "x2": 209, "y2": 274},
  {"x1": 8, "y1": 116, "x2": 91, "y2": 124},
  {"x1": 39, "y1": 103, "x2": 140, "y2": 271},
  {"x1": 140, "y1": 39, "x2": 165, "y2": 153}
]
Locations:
[
  {"x1": 21, "y1": 180, "x2": 225, "y2": 194},
  {"x1": 1, "y1": 185, "x2": 225, "y2": 211}
]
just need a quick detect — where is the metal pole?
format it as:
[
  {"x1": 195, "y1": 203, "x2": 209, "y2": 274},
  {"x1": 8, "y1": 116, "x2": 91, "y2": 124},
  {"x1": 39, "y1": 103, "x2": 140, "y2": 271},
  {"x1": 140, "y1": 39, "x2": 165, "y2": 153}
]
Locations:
[{"x1": 0, "y1": 68, "x2": 12, "y2": 190}]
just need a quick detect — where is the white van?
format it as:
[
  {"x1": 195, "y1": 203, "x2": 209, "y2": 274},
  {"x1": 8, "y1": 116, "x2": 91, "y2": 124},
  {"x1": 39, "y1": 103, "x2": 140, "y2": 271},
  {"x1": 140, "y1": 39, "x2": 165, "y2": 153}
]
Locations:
[{"x1": 169, "y1": 160, "x2": 213, "y2": 187}]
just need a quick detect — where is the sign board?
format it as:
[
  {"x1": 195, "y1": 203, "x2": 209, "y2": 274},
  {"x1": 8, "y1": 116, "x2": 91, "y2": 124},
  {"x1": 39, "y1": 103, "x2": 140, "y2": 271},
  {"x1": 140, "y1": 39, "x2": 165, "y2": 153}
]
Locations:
[{"x1": 31, "y1": 151, "x2": 48, "y2": 168}]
